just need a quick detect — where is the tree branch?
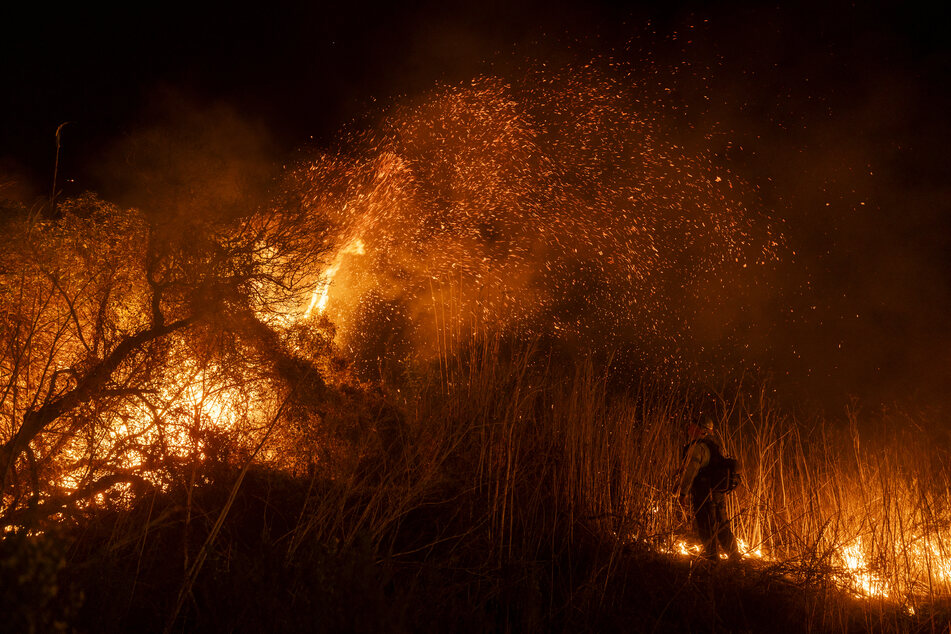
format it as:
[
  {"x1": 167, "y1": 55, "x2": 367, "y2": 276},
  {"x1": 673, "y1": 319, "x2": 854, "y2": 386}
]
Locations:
[
  {"x1": 42, "y1": 268, "x2": 93, "y2": 355},
  {"x1": 1, "y1": 473, "x2": 155, "y2": 530},
  {"x1": 0, "y1": 315, "x2": 198, "y2": 490}
]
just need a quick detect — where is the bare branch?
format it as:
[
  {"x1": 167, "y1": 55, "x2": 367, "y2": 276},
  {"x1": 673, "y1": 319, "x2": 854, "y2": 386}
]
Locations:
[
  {"x1": 1, "y1": 472, "x2": 155, "y2": 530},
  {"x1": 41, "y1": 268, "x2": 93, "y2": 355},
  {"x1": 0, "y1": 315, "x2": 198, "y2": 489}
]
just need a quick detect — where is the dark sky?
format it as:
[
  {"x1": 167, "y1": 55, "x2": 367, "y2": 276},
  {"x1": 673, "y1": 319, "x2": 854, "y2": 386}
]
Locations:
[
  {"x1": 2, "y1": 1, "x2": 946, "y2": 180},
  {"x1": 2, "y1": 0, "x2": 950, "y2": 410},
  {"x1": 2, "y1": 0, "x2": 637, "y2": 187},
  {"x1": 4, "y1": 1, "x2": 941, "y2": 184}
]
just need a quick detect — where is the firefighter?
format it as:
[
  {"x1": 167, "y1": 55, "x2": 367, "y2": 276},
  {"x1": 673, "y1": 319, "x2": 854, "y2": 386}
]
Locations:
[{"x1": 677, "y1": 415, "x2": 741, "y2": 562}]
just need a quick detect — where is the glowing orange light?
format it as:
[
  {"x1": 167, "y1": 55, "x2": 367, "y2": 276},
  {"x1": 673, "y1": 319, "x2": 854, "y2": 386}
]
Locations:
[{"x1": 304, "y1": 238, "x2": 366, "y2": 318}]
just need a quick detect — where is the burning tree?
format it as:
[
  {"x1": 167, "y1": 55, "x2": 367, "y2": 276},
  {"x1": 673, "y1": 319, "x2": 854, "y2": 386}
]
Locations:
[{"x1": 0, "y1": 193, "x2": 326, "y2": 529}]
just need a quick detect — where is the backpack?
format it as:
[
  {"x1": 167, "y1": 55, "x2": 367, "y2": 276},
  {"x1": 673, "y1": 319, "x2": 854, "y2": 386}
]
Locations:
[{"x1": 693, "y1": 438, "x2": 741, "y2": 494}]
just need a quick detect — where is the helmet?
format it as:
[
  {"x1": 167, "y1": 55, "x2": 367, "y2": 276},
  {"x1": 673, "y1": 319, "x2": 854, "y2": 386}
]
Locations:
[{"x1": 686, "y1": 415, "x2": 714, "y2": 441}]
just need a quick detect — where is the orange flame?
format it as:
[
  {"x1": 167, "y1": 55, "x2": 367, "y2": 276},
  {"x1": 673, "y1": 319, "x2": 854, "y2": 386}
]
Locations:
[{"x1": 304, "y1": 238, "x2": 366, "y2": 319}]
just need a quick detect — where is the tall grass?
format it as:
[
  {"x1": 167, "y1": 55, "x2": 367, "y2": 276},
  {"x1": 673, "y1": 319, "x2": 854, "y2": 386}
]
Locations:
[
  {"x1": 272, "y1": 333, "x2": 947, "y2": 624},
  {"x1": 45, "y1": 332, "x2": 951, "y2": 631},
  {"x1": 439, "y1": 340, "x2": 945, "y2": 585}
]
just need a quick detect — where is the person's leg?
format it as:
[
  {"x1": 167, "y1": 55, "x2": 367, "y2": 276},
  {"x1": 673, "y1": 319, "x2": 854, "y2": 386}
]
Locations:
[
  {"x1": 692, "y1": 488, "x2": 718, "y2": 560},
  {"x1": 712, "y1": 493, "x2": 740, "y2": 560}
]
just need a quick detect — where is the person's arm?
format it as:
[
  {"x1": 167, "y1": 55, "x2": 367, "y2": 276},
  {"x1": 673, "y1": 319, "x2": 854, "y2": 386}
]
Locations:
[{"x1": 677, "y1": 442, "x2": 710, "y2": 498}]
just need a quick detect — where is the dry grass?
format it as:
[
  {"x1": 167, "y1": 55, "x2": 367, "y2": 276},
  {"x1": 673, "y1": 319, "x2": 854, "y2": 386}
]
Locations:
[
  {"x1": 256, "y1": 333, "x2": 951, "y2": 629},
  {"x1": 17, "y1": 333, "x2": 951, "y2": 632}
]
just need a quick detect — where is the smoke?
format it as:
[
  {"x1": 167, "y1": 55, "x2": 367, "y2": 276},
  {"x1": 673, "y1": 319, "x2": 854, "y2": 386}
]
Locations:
[
  {"x1": 289, "y1": 65, "x2": 782, "y2": 386},
  {"x1": 282, "y1": 7, "x2": 951, "y2": 411},
  {"x1": 93, "y1": 90, "x2": 279, "y2": 223},
  {"x1": 19, "y1": 2, "x2": 945, "y2": 410},
  {"x1": 0, "y1": 161, "x2": 37, "y2": 218},
  {"x1": 663, "y1": 5, "x2": 951, "y2": 409}
]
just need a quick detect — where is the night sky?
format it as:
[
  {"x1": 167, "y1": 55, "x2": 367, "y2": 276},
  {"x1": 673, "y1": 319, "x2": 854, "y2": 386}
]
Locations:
[{"x1": 2, "y1": 1, "x2": 950, "y2": 411}]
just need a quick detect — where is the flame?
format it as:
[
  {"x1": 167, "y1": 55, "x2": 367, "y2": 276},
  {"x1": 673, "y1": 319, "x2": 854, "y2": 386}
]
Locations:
[
  {"x1": 52, "y1": 358, "x2": 272, "y2": 494},
  {"x1": 837, "y1": 538, "x2": 890, "y2": 598},
  {"x1": 736, "y1": 538, "x2": 766, "y2": 560},
  {"x1": 304, "y1": 238, "x2": 366, "y2": 319},
  {"x1": 663, "y1": 537, "x2": 767, "y2": 561},
  {"x1": 656, "y1": 534, "x2": 908, "y2": 601}
]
